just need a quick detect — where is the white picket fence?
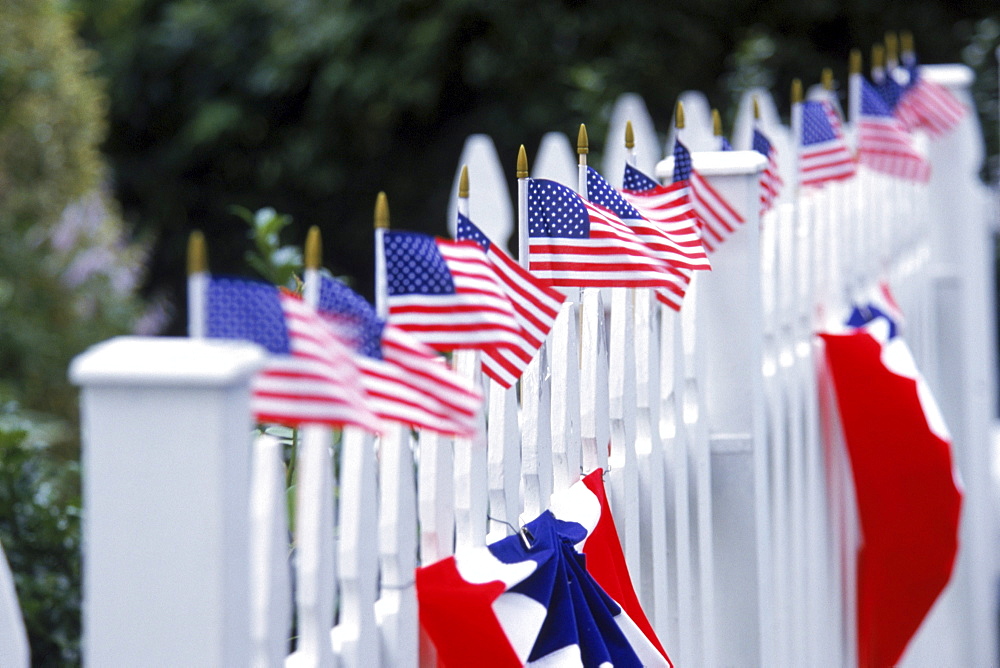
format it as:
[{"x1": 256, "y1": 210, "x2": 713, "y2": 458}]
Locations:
[{"x1": 64, "y1": 63, "x2": 999, "y2": 667}]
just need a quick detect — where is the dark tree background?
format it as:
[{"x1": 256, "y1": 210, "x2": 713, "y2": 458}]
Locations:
[{"x1": 67, "y1": 0, "x2": 1000, "y2": 329}]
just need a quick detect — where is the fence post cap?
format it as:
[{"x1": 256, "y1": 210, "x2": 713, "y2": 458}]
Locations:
[
  {"x1": 655, "y1": 150, "x2": 766, "y2": 180},
  {"x1": 70, "y1": 336, "x2": 267, "y2": 388}
]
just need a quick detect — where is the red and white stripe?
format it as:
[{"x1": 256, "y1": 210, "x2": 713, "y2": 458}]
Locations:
[
  {"x1": 480, "y1": 245, "x2": 566, "y2": 388},
  {"x1": 689, "y1": 170, "x2": 746, "y2": 253},
  {"x1": 859, "y1": 116, "x2": 931, "y2": 182},
  {"x1": 389, "y1": 239, "x2": 523, "y2": 352},
  {"x1": 252, "y1": 293, "x2": 375, "y2": 429},
  {"x1": 895, "y1": 78, "x2": 966, "y2": 138}
]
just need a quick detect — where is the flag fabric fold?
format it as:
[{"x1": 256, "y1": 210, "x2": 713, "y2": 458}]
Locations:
[
  {"x1": 205, "y1": 276, "x2": 375, "y2": 429},
  {"x1": 526, "y1": 177, "x2": 683, "y2": 290},
  {"x1": 820, "y1": 307, "x2": 962, "y2": 667},
  {"x1": 893, "y1": 68, "x2": 966, "y2": 138},
  {"x1": 455, "y1": 214, "x2": 566, "y2": 388},
  {"x1": 586, "y1": 166, "x2": 705, "y2": 309},
  {"x1": 858, "y1": 78, "x2": 931, "y2": 182},
  {"x1": 384, "y1": 230, "x2": 523, "y2": 353},
  {"x1": 417, "y1": 509, "x2": 669, "y2": 667},
  {"x1": 798, "y1": 99, "x2": 856, "y2": 188},
  {"x1": 315, "y1": 275, "x2": 481, "y2": 437},
  {"x1": 753, "y1": 127, "x2": 784, "y2": 214},
  {"x1": 673, "y1": 139, "x2": 746, "y2": 253}
]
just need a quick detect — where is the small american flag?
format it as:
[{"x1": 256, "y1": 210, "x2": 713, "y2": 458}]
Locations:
[
  {"x1": 859, "y1": 78, "x2": 930, "y2": 182},
  {"x1": 675, "y1": 140, "x2": 746, "y2": 253},
  {"x1": 527, "y1": 178, "x2": 680, "y2": 290},
  {"x1": 894, "y1": 71, "x2": 965, "y2": 138},
  {"x1": 620, "y1": 162, "x2": 709, "y2": 271},
  {"x1": 384, "y1": 230, "x2": 522, "y2": 353},
  {"x1": 206, "y1": 276, "x2": 375, "y2": 429},
  {"x1": 455, "y1": 214, "x2": 565, "y2": 388},
  {"x1": 586, "y1": 166, "x2": 701, "y2": 310},
  {"x1": 316, "y1": 275, "x2": 481, "y2": 437},
  {"x1": 799, "y1": 99, "x2": 856, "y2": 188},
  {"x1": 753, "y1": 128, "x2": 783, "y2": 214}
]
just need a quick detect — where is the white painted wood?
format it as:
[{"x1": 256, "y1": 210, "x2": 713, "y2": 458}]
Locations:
[
  {"x1": 487, "y1": 382, "x2": 520, "y2": 544},
  {"x1": 581, "y1": 289, "x2": 610, "y2": 474},
  {"x1": 287, "y1": 426, "x2": 337, "y2": 668},
  {"x1": 634, "y1": 288, "x2": 670, "y2": 638},
  {"x1": 549, "y1": 302, "x2": 582, "y2": 493},
  {"x1": 374, "y1": 426, "x2": 418, "y2": 667},
  {"x1": 607, "y1": 287, "x2": 642, "y2": 593},
  {"x1": 417, "y1": 429, "x2": 454, "y2": 561},
  {"x1": 332, "y1": 427, "x2": 380, "y2": 667},
  {"x1": 534, "y1": 132, "x2": 578, "y2": 189},
  {"x1": 250, "y1": 434, "x2": 292, "y2": 668},
  {"x1": 519, "y1": 346, "x2": 553, "y2": 520},
  {"x1": 447, "y1": 134, "x2": 513, "y2": 248},
  {"x1": 603, "y1": 93, "x2": 661, "y2": 186},
  {"x1": 70, "y1": 337, "x2": 265, "y2": 667},
  {"x1": 453, "y1": 350, "x2": 489, "y2": 549},
  {"x1": 0, "y1": 540, "x2": 28, "y2": 668}
]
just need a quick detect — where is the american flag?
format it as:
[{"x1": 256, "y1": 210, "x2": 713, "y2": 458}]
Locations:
[
  {"x1": 675, "y1": 140, "x2": 746, "y2": 253},
  {"x1": 753, "y1": 128, "x2": 783, "y2": 214},
  {"x1": 894, "y1": 71, "x2": 965, "y2": 138},
  {"x1": 455, "y1": 214, "x2": 565, "y2": 388},
  {"x1": 384, "y1": 230, "x2": 522, "y2": 353},
  {"x1": 859, "y1": 78, "x2": 931, "y2": 182},
  {"x1": 799, "y1": 99, "x2": 856, "y2": 188},
  {"x1": 527, "y1": 178, "x2": 680, "y2": 290},
  {"x1": 585, "y1": 166, "x2": 700, "y2": 310},
  {"x1": 620, "y1": 162, "x2": 709, "y2": 272},
  {"x1": 315, "y1": 275, "x2": 481, "y2": 437},
  {"x1": 205, "y1": 276, "x2": 374, "y2": 429}
]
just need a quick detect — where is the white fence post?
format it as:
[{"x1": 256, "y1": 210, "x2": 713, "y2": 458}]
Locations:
[
  {"x1": 0, "y1": 541, "x2": 29, "y2": 668},
  {"x1": 70, "y1": 336, "x2": 265, "y2": 667}
]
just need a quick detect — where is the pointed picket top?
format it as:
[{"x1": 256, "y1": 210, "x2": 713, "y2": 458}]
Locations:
[
  {"x1": 375, "y1": 192, "x2": 390, "y2": 229},
  {"x1": 447, "y1": 134, "x2": 513, "y2": 244},
  {"x1": 187, "y1": 230, "x2": 207, "y2": 275},
  {"x1": 517, "y1": 144, "x2": 529, "y2": 179},
  {"x1": 667, "y1": 91, "x2": 715, "y2": 153},
  {"x1": 791, "y1": 78, "x2": 804, "y2": 105},
  {"x1": 305, "y1": 226, "x2": 322, "y2": 270},
  {"x1": 458, "y1": 165, "x2": 469, "y2": 198},
  {"x1": 625, "y1": 121, "x2": 634, "y2": 149},
  {"x1": 577, "y1": 123, "x2": 589, "y2": 156},
  {"x1": 850, "y1": 48, "x2": 863, "y2": 76},
  {"x1": 711, "y1": 109, "x2": 723, "y2": 137},
  {"x1": 732, "y1": 87, "x2": 787, "y2": 154},
  {"x1": 534, "y1": 133, "x2": 577, "y2": 186},
  {"x1": 822, "y1": 68, "x2": 834, "y2": 91},
  {"x1": 603, "y1": 93, "x2": 660, "y2": 186}
]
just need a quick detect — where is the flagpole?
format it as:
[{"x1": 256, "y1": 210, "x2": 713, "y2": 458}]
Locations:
[
  {"x1": 516, "y1": 145, "x2": 529, "y2": 269},
  {"x1": 187, "y1": 230, "x2": 208, "y2": 338},
  {"x1": 303, "y1": 226, "x2": 321, "y2": 308},
  {"x1": 900, "y1": 30, "x2": 916, "y2": 69},
  {"x1": 625, "y1": 120, "x2": 636, "y2": 167},
  {"x1": 576, "y1": 123, "x2": 588, "y2": 195},
  {"x1": 374, "y1": 192, "x2": 390, "y2": 319},
  {"x1": 712, "y1": 109, "x2": 724, "y2": 151},
  {"x1": 885, "y1": 31, "x2": 899, "y2": 72},
  {"x1": 848, "y1": 49, "x2": 862, "y2": 152}
]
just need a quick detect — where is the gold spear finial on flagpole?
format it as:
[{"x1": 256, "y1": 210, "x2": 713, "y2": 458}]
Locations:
[
  {"x1": 516, "y1": 145, "x2": 528, "y2": 178},
  {"x1": 577, "y1": 124, "x2": 589, "y2": 155},
  {"x1": 305, "y1": 225, "x2": 322, "y2": 270},
  {"x1": 459, "y1": 164, "x2": 469, "y2": 198},
  {"x1": 885, "y1": 31, "x2": 899, "y2": 64},
  {"x1": 822, "y1": 68, "x2": 834, "y2": 91},
  {"x1": 187, "y1": 230, "x2": 207, "y2": 275},
  {"x1": 712, "y1": 109, "x2": 723, "y2": 137},
  {"x1": 625, "y1": 121, "x2": 634, "y2": 149},
  {"x1": 871, "y1": 43, "x2": 886, "y2": 72},
  {"x1": 675, "y1": 100, "x2": 685, "y2": 129},
  {"x1": 849, "y1": 48, "x2": 862, "y2": 76},
  {"x1": 900, "y1": 30, "x2": 914, "y2": 58},
  {"x1": 753, "y1": 96, "x2": 761, "y2": 120},
  {"x1": 374, "y1": 191, "x2": 390, "y2": 229},
  {"x1": 791, "y1": 78, "x2": 803, "y2": 105}
]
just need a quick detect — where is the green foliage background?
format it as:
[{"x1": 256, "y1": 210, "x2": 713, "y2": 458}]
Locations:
[{"x1": 67, "y1": 0, "x2": 1000, "y2": 327}]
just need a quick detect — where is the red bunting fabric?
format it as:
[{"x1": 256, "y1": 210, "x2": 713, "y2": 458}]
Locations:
[{"x1": 821, "y1": 326, "x2": 962, "y2": 667}]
